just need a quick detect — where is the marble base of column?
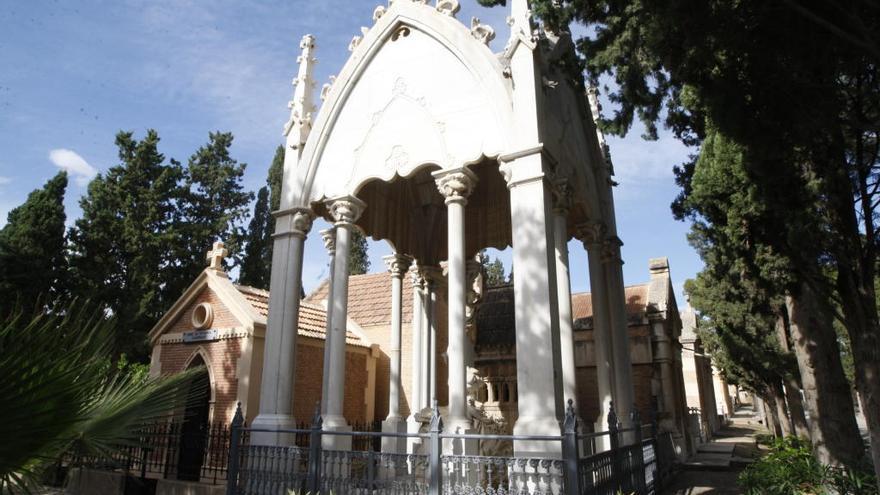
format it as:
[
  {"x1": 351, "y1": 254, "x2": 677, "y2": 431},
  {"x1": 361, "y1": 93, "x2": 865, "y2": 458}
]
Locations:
[
  {"x1": 381, "y1": 416, "x2": 407, "y2": 454},
  {"x1": 250, "y1": 414, "x2": 297, "y2": 446},
  {"x1": 322, "y1": 415, "x2": 353, "y2": 451},
  {"x1": 513, "y1": 416, "x2": 562, "y2": 457},
  {"x1": 443, "y1": 418, "x2": 477, "y2": 456}
]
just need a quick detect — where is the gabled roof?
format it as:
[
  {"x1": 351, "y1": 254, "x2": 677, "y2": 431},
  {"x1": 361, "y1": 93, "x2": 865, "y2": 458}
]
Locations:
[{"x1": 148, "y1": 269, "x2": 369, "y2": 348}]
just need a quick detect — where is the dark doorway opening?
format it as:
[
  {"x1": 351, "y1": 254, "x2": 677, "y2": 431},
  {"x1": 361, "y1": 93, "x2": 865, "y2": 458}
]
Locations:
[{"x1": 177, "y1": 355, "x2": 210, "y2": 482}]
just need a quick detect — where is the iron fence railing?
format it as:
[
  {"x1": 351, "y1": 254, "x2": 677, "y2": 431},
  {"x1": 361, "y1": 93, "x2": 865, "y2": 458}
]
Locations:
[
  {"x1": 226, "y1": 401, "x2": 665, "y2": 495},
  {"x1": 67, "y1": 420, "x2": 233, "y2": 484}
]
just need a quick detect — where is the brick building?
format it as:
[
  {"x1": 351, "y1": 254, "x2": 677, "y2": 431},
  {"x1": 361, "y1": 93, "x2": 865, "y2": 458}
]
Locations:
[{"x1": 147, "y1": 243, "x2": 379, "y2": 426}]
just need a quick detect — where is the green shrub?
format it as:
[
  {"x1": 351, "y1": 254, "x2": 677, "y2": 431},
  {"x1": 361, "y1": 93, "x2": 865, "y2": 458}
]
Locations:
[{"x1": 738, "y1": 436, "x2": 877, "y2": 495}]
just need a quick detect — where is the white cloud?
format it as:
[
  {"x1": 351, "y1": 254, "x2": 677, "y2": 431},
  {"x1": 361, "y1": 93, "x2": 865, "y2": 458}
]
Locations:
[
  {"x1": 49, "y1": 148, "x2": 97, "y2": 186},
  {"x1": 0, "y1": 176, "x2": 11, "y2": 185}
]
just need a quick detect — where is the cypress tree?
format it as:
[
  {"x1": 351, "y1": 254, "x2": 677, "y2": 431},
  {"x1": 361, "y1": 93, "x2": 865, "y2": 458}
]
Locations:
[
  {"x1": 69, "y1": 130, "x2": 183, "y2": 360},
  {"x1": 239, "y1": 187, "x2": 272, "y2": 288},
  {"x1": 0, "y1": 171, "x2": 68, "y2": 317},
  {"x1": 168, "y1": 132, "x2": 251, "y2": 297}
]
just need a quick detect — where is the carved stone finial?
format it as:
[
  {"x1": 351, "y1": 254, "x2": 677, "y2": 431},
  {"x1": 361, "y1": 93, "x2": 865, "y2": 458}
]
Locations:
[
  {"x1": 372, "y1": 5, "x2": 386, "y2": 22},
  {"x1": 348, "y1": 36, "x2": 362, "y2": 52},
  {"x1": 206, "y1": 241, "x2": 228, "y2": 271},
  {"x1": 470, "y1": 17, "x2": 496, "y2": 45},
  {"x1": 320, "y1": 228, "x2": 336, "y2": 255},
  {"x1": 435, "y1": 0, "x2": 459, "y2": 17},
  {"x1": 433, "y1": 168, "x2": 477, "y2": 205},
  {"x1": 384, "y1": 253, "x2": 413, "y2": 279},
  {"x1": 320, "y1": 75, "x2": 336, "y2": 102},
  {"x1": 283, "y1": 34, "x2": 317, "y2": 151},
  {"x1": 326, "y1": 196, "x2": 366, "y2": 227}
]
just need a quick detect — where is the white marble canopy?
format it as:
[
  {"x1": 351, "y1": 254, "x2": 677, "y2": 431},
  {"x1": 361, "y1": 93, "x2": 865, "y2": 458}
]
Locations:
[{"x1": 279, "y1": 0, "x2": 614, "y2": 265}]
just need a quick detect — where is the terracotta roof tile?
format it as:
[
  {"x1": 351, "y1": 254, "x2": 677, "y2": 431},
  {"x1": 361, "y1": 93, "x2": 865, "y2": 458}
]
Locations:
[
  {"x1": 234, "y1": 284, "x2": 368, "y2": 347},
  {"x1": 305, "y1": 272, "x2": 414, "y2": 327},
  {"x1": 475, "y1": 283, "x2": 650, "y2": 347}
]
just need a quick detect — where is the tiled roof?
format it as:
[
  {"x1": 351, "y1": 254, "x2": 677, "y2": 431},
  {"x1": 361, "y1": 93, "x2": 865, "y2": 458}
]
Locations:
[
  {"x1": 305, "y1": 272, "x2": 414, "y2": 327},
  {"x1": 234, "y1": 284, "x2": 368, "y2": 347},
  {"x1": 475, "y1": 283, "x2": 650, "y2": 348}
]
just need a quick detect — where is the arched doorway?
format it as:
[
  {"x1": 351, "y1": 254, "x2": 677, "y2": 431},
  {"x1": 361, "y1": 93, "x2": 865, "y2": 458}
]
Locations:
[{"x1": 177, "y1": 355, "x2": 210, "y2": 481}]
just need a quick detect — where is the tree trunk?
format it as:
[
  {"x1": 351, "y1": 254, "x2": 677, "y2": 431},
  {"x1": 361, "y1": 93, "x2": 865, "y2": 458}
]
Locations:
[
  {"x1": 783, "y1": 376, "x2": 810, "y2": 438},
  {"x1": 775, "y1": 310, "x2": 810, "y2": 439},
  {"x1": 770, "y1": 381, "x2": 793, "y2": 437},
  {"x1": 786, "y1": 289, "x2": 864, "y2": 466},
  {"x1": 765, "y1": 396, "x2": 782, "y2": 437}
]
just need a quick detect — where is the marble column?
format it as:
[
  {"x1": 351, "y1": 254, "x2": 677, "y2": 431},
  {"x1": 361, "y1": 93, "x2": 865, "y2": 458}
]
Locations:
[
  {"x1": 319, "y1": 227, "x2": 336, "y2": 416},
  {"x1": 580, "y1": 221, "x2": 615, "y2": 449},
  {"x1": 423, "y1": 266, "x2": 443, "y2": 405},
  {"x1": 252, "y1": 207, "x2": 313, "y2": 445},
  {"x1": 323, "y1": 195, "x2": 365, "y2": 450},
  {"x1": 409, "y1": 266, "x2": 426, "y2": 414},
  {"x1": 432, "y1": 167, "x2": 477, "y2": 434},
  {"x1": 552, "y1": 182, "x2": 578, "y2": 414},
  {"x1": 382, "y1": 253, "x2": 413, "y2": 454},
  {"x1": 499, "y1": 151, "x2": 564, "y2": 456},
  {"x1": 602, "y1": 236, "x2": 636, "y2": 433}
]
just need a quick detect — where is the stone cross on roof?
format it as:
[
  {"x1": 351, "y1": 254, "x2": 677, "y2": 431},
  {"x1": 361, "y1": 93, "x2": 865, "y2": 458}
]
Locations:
[{"x1": 207, "y1": 241, "x2": 227, "y2": 271}]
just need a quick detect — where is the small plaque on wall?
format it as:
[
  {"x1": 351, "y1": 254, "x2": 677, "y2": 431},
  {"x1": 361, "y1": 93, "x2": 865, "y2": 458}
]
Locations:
[{"x1": 183, "y1": 329, "x2": 219, "y2": 343}]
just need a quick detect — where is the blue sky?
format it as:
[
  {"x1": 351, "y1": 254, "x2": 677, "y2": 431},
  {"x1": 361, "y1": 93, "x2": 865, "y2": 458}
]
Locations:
[{"x1": 0, "y1": 0, "x2": 701, "y2": 302}]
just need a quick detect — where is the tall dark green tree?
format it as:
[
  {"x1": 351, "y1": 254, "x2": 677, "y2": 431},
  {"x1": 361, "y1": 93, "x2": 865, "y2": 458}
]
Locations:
[
  {"x1": 239, "y1": 186, "x2": 272, "y2": 288},
  {"x1": 348, "y1": 230, "x2": 370, "y2": 275},
  {"x1": 479, "y1": 250, "x2": 507, "y2": 287},
  {"x1": 0, "y1": 172, "x2": 68, "y2": 317},
  {"x1": 267, "y1": 144, "x2": 284, "y2": 212},
  {"x1": 478, "y1": 0, "x2": 880, "y2": 476},
  {"x1": 239, "y1": 145, "x2": 284, "y2": 287},
  {"x1": 168, "y1": 132, "x2": 251, "y2": 296},
  {"x1": 69, "y1": 130, "x2": 183, "y2": 360},
  {"x1": 680, "y1": 128, "x2": 863, "y2": 462}
]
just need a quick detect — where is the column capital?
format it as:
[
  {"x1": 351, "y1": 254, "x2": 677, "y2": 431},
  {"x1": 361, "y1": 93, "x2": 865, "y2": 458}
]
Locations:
[
  {"x1": 577, "y1": 220, "x2": 607, "y2": 249},
  {"x1": 601, "y1": 236, "x2": 624, "y2": 265},
  {"x1": 422, "y1": 265, "x2": 445, "y2": 288},
  {"x1": 410, "y1": 264, "x2": 427, "y2": 289},
  {"x1": 272, "y1": 207, "x2": 315, "y2": 239},
  {"x1": 383, "y1": 253, "x2": 413, "y2": 279},
  {"x1": 320, "y1": 227, "x2": 336, "y2": 255},
  {"x1": 325, "y1": 195, "x2": 366, "y2": 227},
  {"x1": 432, "y1": 167, "x2": 477, "y2": 205},
  {"x1": 551, "y1": 180, "x2": 572, "y2": 215}
]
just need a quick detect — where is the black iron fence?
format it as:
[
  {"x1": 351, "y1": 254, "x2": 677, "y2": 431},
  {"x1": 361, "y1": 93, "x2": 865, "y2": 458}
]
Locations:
[
  {"x1": 68, "y1": 420, "x2": 232, "y2": 484},
  {"x1": 225, "y1": 401, "x2": 668, "y2": 495}
]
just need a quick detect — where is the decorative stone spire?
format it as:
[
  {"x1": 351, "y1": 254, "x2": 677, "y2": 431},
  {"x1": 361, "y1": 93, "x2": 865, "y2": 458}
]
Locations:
[
  {"x1": 283, "y1": 34, "x2": 317, "y2": 154},
  {"x1": 587, "y1": 86, "x2": 614, "y2": 175},
  {"x1": 206, "y1": 241, "x2": 228, "y2": 276},
  {"x1": 509, "y1": 0, "x2": 531, "y2": 35}
]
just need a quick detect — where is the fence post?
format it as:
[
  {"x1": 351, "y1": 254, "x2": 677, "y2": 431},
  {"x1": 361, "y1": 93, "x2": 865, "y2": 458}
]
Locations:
[
  {"x1": 225, "y1": 403, "x2": 244, "y2": 495},
  {"x1": 428, "y1": 400, "x2": 443, "y2": 495},
  {"x1": 307, "y1": 403, "x2": 324, "y2": 494},
  {"x1": 631, "y1": 407, "x2": 646, "y2": 493},
  {"x1": 608, "y1": 401, "x2": 621, "y2": 494},
  {"x1": 561, "y1": 399, "x2": 581, "y2": 495}
]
